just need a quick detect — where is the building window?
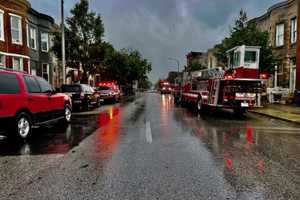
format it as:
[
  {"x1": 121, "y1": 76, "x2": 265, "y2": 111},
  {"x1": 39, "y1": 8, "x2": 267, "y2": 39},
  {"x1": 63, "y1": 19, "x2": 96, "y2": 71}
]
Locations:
[
  {"x1": 10, "y1": 14, "x2": 22, "y2": 45},
  {"x1": 0, "y1": 10, "x2": 4, "y2": 41},
  {"x1": 29, "y1": 27, "x2": 36, "y2": 49},
  {"x1": 276, "y1": 23, "x2": 284, "y2": 47},
  {"x1": 291, "y1": 18, "x2": 297, "y2": 44},
  {"x1": 12, "y1": 57, "x2": 23, "y2": 71},
  {"x1": 26, "y1": 22, "x2": 29, "y2": 47},
  {"x1": 0, "y1": 55, "x2": 5, "y2": 68},
  {"x1": 41, "y1": 32, "x2": 49, "y2": 52},
  {"x1": 42, "y1": 63, "x2": 49, "y2": 81}
]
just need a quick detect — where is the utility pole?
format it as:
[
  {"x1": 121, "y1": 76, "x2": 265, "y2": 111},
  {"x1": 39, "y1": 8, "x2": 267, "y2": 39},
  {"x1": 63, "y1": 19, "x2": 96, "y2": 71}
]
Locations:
[{"x1": 61, "y1": 0, "x2": 66, "y2": 84}]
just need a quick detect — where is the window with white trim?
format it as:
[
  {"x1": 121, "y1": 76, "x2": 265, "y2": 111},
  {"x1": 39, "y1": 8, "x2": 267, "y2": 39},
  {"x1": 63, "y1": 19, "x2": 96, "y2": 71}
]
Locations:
[
  {"x1": 41, "y1": 32, "x2": 49, "y2": 52},
  {"x1": 291, "y1": 18, "x2": 297, "y2": 44},
  {"x1": 0, "y1": 54, "x2": 5, "y2": 68},
  {"x1": 12, "y1": 57, "x2": 23, "y2": 71},
  {"x1": 29, "y1": 27, "x2": 36, "y2": 49},
  {"x1": 10, "y1": 14, "x2": 22, "y2": 44},
  {"x1": 26, "y1": 22, "x2": 29, "y2": 47},
  {"x1": 0, "y1": 10, "x2": 4, "y2": 41},
  {"x1": 42, "y1": 63, "x2": 49, "y2": 81},
  {"x1": 276, "y1": 23, "x2": 284, "y2": 47}
]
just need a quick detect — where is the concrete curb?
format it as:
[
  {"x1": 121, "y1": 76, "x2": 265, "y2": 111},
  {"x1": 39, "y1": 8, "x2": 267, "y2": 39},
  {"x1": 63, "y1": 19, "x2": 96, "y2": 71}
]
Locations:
[{"x1": 249, "y1": 110, "x2": 300, "y2": 125}]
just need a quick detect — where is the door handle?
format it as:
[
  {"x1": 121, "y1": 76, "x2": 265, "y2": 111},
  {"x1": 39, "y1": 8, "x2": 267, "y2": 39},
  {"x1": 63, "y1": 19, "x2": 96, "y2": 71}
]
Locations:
[{"x1": 28, "y1": 97, "x2": 33, "y2": 101}]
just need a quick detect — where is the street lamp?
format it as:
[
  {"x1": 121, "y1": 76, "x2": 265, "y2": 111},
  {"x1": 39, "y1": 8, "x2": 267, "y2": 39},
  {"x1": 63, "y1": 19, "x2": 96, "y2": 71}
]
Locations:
[{"x1": 168, "y1": 57, "x2": 180, "y2": 72}]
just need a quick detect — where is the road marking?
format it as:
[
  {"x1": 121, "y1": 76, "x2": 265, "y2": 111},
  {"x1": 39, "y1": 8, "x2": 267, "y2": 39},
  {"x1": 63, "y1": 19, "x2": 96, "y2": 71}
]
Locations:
[
  {"x1": 0, "y1": 135, "x2": 6, "y2": 140},
  {"x1": 145, "y1": 121, "x2": 153, "y2": 144}
]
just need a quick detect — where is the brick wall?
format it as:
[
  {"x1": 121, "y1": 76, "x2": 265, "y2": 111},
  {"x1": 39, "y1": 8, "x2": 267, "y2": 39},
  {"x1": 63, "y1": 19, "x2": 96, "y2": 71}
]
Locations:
[{"x1": 252, "y1": 0, "x2": 298, "y2": 88}]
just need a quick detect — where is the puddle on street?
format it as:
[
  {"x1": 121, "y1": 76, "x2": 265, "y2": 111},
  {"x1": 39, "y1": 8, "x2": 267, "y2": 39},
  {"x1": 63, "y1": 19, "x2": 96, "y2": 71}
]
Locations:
[
  {"x1": 0, "y1": 106, "x2": 122, "y2": 156},
  {"x1": 173, "y1": 107, "x2": 300, "y2": 199}
]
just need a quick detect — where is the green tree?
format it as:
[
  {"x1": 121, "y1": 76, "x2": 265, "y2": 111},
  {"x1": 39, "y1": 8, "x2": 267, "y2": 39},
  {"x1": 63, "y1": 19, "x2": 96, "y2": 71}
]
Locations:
[
  {"x1": 52, "y1": 0, "x2": 105, "y2": 82},
  {"x1": 214, "y1": 9, "x2": 277, "y2": 73},
  {"x1": 104, "y1": 49, "x2": 151, "y2": 86},
  {"x1": 189, "y1": 62, "x2": 206, "y2": 72},
  {"x1": 52, "y1": 0, "x2": 152, "y2": 86}
]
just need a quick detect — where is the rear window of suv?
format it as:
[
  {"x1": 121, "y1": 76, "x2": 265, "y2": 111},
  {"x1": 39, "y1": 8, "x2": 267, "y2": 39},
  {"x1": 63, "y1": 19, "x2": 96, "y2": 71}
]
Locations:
[
  {"x1": 61, "y1": 85, "x2": 81, "y2": 93},
  {"x1": 0, "y1": 73, "x2": 20, "y2": 94}
]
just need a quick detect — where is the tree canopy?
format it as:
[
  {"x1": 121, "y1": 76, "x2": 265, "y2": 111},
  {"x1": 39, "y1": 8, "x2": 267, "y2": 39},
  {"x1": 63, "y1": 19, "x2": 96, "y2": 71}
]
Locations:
[{"x1": 214, "y1": 9, "x2": 277, "y2": 73}]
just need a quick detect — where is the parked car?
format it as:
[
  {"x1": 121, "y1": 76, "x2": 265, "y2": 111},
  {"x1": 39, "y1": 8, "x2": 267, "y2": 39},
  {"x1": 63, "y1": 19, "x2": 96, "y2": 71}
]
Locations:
[
  {"x1": 0, "y1": 69, "x2": 72, "y2": 139},
  {"x1": 61, "y1": 84, "x2": 100, "y2": 110},
  {"x1": 96, "y1": 82, "x2": 121, "y2": 103}
]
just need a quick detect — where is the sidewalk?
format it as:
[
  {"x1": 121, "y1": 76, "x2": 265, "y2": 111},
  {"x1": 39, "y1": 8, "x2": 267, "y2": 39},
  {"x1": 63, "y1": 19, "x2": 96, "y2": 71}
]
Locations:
[{"x1": 249, "y1": 104, "x2": 300, "y2": 124}]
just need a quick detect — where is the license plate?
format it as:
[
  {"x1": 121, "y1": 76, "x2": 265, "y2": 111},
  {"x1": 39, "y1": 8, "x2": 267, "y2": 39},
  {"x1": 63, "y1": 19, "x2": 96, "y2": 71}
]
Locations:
[
  {"x1": 100, "y1": 99, "x2": 104, "y2": 102},
  {"x1": 241, "y1": 102, "x2": 249, "y2": 107},
  {"x1": 74, "y1": 100, "x2": 82, "y2": 104}
]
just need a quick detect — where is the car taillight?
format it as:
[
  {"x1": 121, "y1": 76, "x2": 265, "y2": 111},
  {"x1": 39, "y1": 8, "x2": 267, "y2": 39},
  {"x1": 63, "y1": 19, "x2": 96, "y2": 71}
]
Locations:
[{"x1": 0, "y1": 101, "x2": 2, "y2": 110}]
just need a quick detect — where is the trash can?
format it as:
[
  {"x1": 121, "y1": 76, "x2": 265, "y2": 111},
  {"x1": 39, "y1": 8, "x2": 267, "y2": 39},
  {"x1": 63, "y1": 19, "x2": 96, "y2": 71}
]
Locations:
[{"x1": 296, "y1": 91, "x2": 300, "y2": 106}]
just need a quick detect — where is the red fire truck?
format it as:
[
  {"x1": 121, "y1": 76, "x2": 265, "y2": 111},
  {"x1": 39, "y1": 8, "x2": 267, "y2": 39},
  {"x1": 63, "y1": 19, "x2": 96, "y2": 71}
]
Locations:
[
  {"x1": 179, "y1": 45, "x2": 263, "y2": 115},
  {"x1": 159, "y1": 80, "x2": 172, "y2": 94}
]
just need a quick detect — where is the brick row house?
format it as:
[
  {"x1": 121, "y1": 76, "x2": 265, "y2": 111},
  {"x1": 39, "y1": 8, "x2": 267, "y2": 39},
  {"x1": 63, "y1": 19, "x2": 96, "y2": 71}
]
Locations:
[
  {"x1": 0, "y1": 0, "x2": 30, "y2": 72},
  {"x1": 249, "y1": 0, "x2": 298, "y2": 91},
  {"x1": 0, "y1": 0, "x2": 55, "y2": 84}
]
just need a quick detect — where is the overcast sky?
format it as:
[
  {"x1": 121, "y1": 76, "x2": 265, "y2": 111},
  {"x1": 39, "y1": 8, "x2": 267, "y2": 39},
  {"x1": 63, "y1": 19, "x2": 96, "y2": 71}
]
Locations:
[{"x1": 28, "y1": 0, "x2": 282, "y2": 82}]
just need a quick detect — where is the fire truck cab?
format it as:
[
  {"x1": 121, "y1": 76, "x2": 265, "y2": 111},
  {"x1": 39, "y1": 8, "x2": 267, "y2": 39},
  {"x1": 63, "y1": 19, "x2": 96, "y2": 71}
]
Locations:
[{"x1": 180, "y1": 45, "x2": 263, "y2": 115}]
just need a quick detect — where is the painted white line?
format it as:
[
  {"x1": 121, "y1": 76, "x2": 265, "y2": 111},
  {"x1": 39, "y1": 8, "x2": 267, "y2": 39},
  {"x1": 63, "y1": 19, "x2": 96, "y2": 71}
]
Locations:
[
  {"x1": 0, "y1": 135, "x2": 6, "y2": 140},
  {"x1": 145, "y1": 121, "x2": 153, "y2": 144}
]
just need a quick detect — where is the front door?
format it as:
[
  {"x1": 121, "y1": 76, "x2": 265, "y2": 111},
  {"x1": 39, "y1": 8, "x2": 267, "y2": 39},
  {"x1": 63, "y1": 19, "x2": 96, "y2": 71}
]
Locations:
[
  {"x1": 36, "y1": 77, "x2": 64, "y2": 118},
  {"x1": 290, "y1": 65, "x2": 296, "y2": 92},
  {"x1": 24, "y1": 75, "x2": 50, "y2": 122}
]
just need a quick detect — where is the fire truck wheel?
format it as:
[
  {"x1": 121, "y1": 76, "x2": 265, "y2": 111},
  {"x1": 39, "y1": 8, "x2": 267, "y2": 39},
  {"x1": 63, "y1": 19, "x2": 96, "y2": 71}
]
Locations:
[
  {"x1": 234, "y1": 108, "x2": 247, "y2": 116},
  {"x1": 197, "y1": 98, "x2": 203, "y2": 112}
]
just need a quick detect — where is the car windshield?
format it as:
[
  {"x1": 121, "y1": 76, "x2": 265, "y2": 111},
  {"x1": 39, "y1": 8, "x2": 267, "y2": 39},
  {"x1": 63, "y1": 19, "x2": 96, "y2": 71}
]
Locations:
[{"x1": 61, "y1": 85, "x2": 81, "y2": 92}]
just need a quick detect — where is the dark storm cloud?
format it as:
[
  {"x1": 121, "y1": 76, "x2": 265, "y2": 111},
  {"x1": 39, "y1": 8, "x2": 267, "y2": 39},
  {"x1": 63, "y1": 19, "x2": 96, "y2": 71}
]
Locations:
[{"x1": 29, "y1": 0, "x2": 281, "y2": 82}]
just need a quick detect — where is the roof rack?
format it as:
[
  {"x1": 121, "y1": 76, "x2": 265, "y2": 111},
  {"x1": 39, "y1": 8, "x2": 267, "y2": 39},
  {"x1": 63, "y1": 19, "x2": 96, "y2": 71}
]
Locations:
[{"x1": 0, "y1": 67, "x2": 28, "y2": 74}]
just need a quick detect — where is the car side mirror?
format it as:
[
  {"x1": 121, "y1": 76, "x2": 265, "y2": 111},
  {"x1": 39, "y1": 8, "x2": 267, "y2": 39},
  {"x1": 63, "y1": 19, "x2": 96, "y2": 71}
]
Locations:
[
  {"x1": 55, "y1": 88, "x2": 61, "y2": 93},
  {"x1": 45, "y1": 89, "x2": 56, "y2": 95}
]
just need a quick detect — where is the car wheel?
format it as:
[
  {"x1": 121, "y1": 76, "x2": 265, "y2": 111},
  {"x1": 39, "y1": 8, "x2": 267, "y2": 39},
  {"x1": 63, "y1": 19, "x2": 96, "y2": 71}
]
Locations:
[
  {"x1": 15, "y1": 112, "x2": 32, "y2": 139},
  {"x1": 96, "y1": 98, "x2": 101, "y2": 107},
  {"x1": 64, "y1": 105, "x2": 72, "y2": 123},
  {"x1": 196, "y1": 97, "x2": 203, "y2": 112},
  {"x1": 82, "y1": 101, "x2": 89, "y2": 111}
]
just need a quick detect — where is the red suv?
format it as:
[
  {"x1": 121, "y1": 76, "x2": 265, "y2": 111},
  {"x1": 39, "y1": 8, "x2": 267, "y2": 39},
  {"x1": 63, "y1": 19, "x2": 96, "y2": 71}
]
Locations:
[{"x1": 0, "y1": 69, "x2": 72, "y2": 139}]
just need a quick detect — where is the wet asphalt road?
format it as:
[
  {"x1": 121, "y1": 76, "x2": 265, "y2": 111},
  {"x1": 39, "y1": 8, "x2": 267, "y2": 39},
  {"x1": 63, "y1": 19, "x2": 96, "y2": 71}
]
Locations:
[{"x1": 1, "y1": 93, "x2": 300, "y2": 200}]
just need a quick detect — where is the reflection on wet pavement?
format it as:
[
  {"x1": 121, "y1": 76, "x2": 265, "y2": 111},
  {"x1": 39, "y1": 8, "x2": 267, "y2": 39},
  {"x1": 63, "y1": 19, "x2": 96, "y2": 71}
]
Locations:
[
  {"x1": 172, "y1": 97, "x2": 300, "y2": 199},
  {"x1": 0, "y1": 105, "x2": 123, "y2": 156},
  {"x1": 96, "y1": 107, "x2": 122, "y2": 159}
]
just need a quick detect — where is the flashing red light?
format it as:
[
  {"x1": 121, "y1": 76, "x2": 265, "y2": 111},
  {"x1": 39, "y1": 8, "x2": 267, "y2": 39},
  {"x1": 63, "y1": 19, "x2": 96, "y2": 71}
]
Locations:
[
  {"x1": 224, "y1": 75, "x2": 234, "y2": 80},
  {"x1": 99, "y1": 81, "x2": 116, "y2": 86},
  {"x1": 260, "y1": 74, "x2": 267, "y2": 79}
]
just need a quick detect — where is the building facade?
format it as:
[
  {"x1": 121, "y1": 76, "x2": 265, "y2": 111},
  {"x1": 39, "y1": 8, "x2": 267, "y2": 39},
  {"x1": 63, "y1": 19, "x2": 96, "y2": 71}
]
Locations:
[
  {"x1": 0, "y1": 0, "x2": 30, "y2": 72},
  {"x1": 186, "y1": 51, "x2": 207, "y2": 71},
  {"x1": 27, "y1": 7, "x2": 54, "y2": 83},
  {"x1": 250, "y1": 0, "x2": 298, "y2": 91},
  {"x1": 0, "y1": 0, "x2": 55, "y2": 84},
  {"x1": 207, "y1": 48, "x2": 225, "y2": 69}
]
